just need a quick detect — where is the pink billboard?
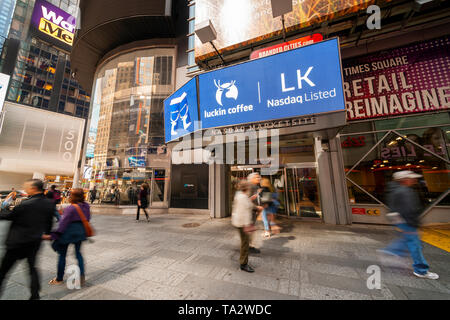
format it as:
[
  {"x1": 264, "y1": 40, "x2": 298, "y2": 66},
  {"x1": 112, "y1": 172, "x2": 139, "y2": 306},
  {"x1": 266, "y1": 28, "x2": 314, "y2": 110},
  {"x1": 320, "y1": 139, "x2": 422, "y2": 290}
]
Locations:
[{"x1": 343, "y1": 36, "x2": 450, "y2": 121}]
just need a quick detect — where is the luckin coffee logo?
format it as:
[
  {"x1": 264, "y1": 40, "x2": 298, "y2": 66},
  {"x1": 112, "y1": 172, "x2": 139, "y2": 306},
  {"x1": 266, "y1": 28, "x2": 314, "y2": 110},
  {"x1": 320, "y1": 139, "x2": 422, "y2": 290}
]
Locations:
[
  {"x1": 169, "y1": 92, "x2": 192, "y2": 137},
  {"x1": 214, "y1": 80, "x2": 238, "y2": 106}
]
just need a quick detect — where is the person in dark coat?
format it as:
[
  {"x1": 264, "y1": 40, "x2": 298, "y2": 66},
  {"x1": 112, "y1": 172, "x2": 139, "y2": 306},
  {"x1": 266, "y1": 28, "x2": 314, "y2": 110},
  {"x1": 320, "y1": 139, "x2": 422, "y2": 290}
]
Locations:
[
  {"x1": 89, "y1": 186, "x2": 97, "y2": 204},
  {"x1": 136, "y1": 183, "x2": 150, "y2": 222},
  {"x1": 380, "y1": 171, "x2": 439, "y2": 280},
  {"x1": 45, "y1": 188, "x2": 91, "y2": 286},
  {"x1": 0, "y1": 179, "x2": 54, "y2": 300}
]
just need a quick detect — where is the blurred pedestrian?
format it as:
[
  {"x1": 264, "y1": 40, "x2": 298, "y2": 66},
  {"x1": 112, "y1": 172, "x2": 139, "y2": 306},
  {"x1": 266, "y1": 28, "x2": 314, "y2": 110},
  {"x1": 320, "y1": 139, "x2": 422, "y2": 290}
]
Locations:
[
  {"x1": 380, "y1": 170, "x2": 439, "y2": 280},
  {"x1": 1, "y1": 188, "x2": 17, "y2": 209},
  {"x1": 45, "y1": 188, "x2": 91, "y2": 287},
  {"x1": 136, "y1": 183, "x2": 150, "y2": 222},
  {"x1": 47, "y1": 185, "x2": 62, "y2": 205},
  {"x1": 260, "y1": 178, "x2": 281, "y2": 238},
  {"x1": 46, "y1": 185, "x2": 61, "y2": 222},
  {"x1": 232, "y1": 180, "x2": 256, "y2": 273},
  {"x1": 247, "y1": 172, "x2": 263, "y2": 254},
  {"x1": 89, "y1": 186, "x2": 97, "y2": 204},
  {"x1": 114, "y1": 186, "x2": 120, "y2": 206},
  {"x1": 0, "y1": 179, "x2": 54, "y2": 300}
]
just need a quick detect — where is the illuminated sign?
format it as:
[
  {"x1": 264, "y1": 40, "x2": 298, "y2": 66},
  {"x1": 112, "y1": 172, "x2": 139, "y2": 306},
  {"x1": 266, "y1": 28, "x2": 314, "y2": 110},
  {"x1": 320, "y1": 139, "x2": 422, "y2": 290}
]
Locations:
[
  {"x1": 198, "y1": 38, "x2": 345, "y2": 129},
  {"x1": 128, "y1": 156, "x2": 146, "y2": 167},
  {"x1": 250, "y1": 34, "x2": 323, "y2": 60},
  {"x1": 31, "y1": 0, "x2": 76, "y2": 47},
  {"x1": 163, "y1": 77, "x2": 200, "y2": 143},
  {"x1": 0, "y1": 73, "x2": 10, "y2": 114},
  {"x1": 344, "y1": 36, "x2": 450, "y2": 121}
]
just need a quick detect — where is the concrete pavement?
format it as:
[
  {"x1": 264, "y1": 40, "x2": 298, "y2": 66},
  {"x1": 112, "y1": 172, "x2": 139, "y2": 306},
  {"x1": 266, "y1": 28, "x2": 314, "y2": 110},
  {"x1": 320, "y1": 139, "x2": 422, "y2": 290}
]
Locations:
[{"x1": 0, "y1": 213, "x2": 449, "y2": 300}]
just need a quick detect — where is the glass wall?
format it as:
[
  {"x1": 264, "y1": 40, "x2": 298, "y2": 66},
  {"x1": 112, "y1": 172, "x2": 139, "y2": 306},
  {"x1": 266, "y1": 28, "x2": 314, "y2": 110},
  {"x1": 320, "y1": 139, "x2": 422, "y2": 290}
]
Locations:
[
  {"x1": 342, "y1": 113, "x2": 450, "y2": 207},
  {"x1": 85, "y1": 47, "x2": 175, "y2": 205},
  {"x1": 6, "y1": 38, "x2": 90, "y2": 117}
]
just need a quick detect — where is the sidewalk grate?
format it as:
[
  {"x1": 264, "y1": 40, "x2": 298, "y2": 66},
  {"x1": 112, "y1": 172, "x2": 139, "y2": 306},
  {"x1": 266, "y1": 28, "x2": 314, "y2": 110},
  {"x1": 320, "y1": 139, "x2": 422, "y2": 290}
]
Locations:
[{"x1": 182, "y1": 223, "x2": 201, "y2": 228}]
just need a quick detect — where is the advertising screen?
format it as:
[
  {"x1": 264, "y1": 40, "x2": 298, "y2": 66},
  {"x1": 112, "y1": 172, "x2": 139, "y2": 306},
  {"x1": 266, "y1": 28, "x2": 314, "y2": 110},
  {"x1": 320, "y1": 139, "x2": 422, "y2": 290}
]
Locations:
[
  {"x1": 164, "y1": 77, "x2": 200, "y2": 143},
  {"x1": 198, "y1": 38, "x2": 345, "y2": 129},
  {"x1": 85, "y1": 78, "x2": 101, "y2": 158},
  {"x1": 194, "y1": 0, "x2": 390, "y2": 61},
  {"x1": 343, "y1": 36, "x2": 450, "y2": 121},
  {"x1": 30, "y1": 0, "x2": 76, "y2": 50},
  {"x1": 0, "y1": 73, "x2": 10, "y2": 114},
  {"x1": 128, "y1": 156, "x2": 146, "y2": 167}
]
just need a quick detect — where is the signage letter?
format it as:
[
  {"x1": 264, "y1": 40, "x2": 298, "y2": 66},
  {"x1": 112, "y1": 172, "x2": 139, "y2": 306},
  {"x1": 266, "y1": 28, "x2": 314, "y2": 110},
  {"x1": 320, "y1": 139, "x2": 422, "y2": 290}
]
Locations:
[
  {"x1": 281, "y1": 73, "x2": 295, "y2": 92},
  {"x1": 297, "y1": 67, "x2": 315, "y2": 89}
]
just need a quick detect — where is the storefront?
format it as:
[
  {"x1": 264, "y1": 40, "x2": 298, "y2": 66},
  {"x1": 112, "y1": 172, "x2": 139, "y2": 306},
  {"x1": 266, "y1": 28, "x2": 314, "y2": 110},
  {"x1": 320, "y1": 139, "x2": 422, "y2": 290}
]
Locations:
[
  {"x1": 341, "y1": 36, "x2": 450, "y2": 224},
  {"x1": 227, "y1": 133, "x2": 322, "y2": 219},
  {"x1": 165, "y1": 38, "x2": 352, "y2": 224}
]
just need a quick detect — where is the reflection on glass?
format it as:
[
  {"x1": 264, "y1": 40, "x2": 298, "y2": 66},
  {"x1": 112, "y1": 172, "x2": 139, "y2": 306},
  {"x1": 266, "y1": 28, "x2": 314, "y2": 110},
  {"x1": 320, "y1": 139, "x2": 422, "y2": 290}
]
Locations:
[
  {"x1": 286, "y1": 168, "x2": 321, "y2": 218},
  {"x1": 86, "y1": 48, "x2": 175, "y2": 205},
  {"x1": 344, "y1": 129, "x2": 450, "y2": 206}
]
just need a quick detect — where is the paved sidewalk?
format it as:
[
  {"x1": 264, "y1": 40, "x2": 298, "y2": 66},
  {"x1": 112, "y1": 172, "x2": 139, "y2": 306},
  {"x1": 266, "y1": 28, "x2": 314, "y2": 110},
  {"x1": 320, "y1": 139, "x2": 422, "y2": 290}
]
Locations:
[{"x1": 0, "y1": 213, "x2": 449, "y2": 300}]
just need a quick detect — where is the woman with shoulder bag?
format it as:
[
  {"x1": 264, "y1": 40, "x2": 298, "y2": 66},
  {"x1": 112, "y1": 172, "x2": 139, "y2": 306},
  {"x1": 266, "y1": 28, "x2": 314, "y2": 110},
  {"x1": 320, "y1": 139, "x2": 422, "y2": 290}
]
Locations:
[{"x1": 43, "y1": 188, "x2": 92, "y2": 286}]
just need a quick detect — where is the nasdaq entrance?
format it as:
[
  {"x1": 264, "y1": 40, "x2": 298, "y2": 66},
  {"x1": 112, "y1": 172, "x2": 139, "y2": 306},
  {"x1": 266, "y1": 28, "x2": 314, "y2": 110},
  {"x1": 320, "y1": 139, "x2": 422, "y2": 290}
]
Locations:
[{"x1": 228, "y1": 132, "x2": 322, "y2": 219}]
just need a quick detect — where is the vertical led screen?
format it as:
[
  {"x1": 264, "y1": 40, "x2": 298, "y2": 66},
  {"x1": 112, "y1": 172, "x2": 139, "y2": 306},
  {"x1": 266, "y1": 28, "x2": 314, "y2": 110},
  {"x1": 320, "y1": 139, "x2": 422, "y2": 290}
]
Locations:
[{"x1": 164, "y1": 77, "x2": 200, "y2": 143}]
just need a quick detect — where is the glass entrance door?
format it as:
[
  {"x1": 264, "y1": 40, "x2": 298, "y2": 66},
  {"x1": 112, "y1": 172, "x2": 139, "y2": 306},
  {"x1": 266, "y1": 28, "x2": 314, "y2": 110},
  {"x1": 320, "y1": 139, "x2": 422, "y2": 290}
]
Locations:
[
  {"x1": 150, "y1": 169, "x2": 168, "y2": 207},
  {"x1": 285, "y1": 165, "x2": 322, "y2": 219}
]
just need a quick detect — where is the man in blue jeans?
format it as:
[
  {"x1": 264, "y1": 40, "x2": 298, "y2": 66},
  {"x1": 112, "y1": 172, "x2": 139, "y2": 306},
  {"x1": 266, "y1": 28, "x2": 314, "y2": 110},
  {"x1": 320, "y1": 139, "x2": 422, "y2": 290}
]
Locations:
[{"x1": 380, "y1": 170, "x2": 439, "y2": 280}]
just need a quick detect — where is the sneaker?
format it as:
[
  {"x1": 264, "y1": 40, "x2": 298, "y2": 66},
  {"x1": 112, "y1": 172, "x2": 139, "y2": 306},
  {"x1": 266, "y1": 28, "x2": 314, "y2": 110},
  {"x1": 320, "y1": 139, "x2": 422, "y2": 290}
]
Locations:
[
  {"x1": 249, "y1": 247, "x2": 261, "y2": 254},
  {"x1": 262, "y1": 231, "x2": 271, "y2": 238},
  {"x1": 413, "y1": 271, "x2": 439, "y2": 280},
  {"x1": 240, "y1": 264, "x2": 255, "y2": 273}
]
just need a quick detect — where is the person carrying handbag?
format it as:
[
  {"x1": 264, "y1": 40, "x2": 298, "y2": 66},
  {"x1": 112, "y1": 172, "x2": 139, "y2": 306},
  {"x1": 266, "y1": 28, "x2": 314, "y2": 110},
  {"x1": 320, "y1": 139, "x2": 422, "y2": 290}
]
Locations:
[{"x1": 42, "y1": 188, "x2": 93, "y2": 286}]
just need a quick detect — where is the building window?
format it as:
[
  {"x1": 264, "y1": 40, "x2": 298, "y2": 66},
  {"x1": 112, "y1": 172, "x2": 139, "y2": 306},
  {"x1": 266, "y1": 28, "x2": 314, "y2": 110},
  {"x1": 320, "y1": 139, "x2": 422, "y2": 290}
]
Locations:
[{"x1": 342, "y1": 113, "x2": 450, "y2": 207}]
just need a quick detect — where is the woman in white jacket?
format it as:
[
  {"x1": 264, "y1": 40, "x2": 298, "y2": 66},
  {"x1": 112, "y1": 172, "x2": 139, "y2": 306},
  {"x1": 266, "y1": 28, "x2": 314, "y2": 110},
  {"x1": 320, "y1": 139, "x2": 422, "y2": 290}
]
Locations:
[{"x1": 232, "y1": 181, "x2": 256, "y2": 273}]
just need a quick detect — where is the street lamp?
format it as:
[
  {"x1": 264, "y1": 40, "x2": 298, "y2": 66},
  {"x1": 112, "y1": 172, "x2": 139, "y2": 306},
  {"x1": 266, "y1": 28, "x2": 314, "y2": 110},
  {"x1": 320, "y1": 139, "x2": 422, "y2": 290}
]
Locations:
[
  {"x1": 195, "y1": 19, "x2": 226, "y2": 65},
  {"x1": 270, "y1": 0, "x2": 293, "y2": 42}
]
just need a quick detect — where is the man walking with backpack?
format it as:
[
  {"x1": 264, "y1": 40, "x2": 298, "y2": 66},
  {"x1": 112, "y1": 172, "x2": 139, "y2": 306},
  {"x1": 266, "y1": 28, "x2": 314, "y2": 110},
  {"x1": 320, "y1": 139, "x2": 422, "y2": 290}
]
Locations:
[{"x1": 0, "y1": 179, "x2": 55, "y2": 300}]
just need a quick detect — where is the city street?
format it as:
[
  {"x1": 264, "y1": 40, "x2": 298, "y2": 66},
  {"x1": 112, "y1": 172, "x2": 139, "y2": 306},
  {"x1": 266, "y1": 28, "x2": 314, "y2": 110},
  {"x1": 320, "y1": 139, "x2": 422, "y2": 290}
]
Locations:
[{"x1": 0, "y1": 213, "x2": 449, "y2": 300}]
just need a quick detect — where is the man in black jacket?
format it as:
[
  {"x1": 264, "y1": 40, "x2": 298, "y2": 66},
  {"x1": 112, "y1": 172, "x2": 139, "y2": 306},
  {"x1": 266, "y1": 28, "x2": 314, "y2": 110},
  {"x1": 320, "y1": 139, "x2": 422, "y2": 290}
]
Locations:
[
  {"x1": 380, "y1": 171, "x2": 439, "y2": 280},
  {"x1": 0, "y1": 179, "x2": 54, "y2": 300}
]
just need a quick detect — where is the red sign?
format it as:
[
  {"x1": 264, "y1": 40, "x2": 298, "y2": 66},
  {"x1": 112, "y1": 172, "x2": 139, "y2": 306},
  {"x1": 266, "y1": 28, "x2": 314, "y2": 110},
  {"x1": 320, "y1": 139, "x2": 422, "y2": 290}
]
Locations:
[
  {"x1": 352, "y1": 208, "x2": 366, "y2": 215},
  {"x1": 250, "y1": 34, "x2": 323, "y2": 60},
  {"x1": 341, "y1": 136, "x2": 366, "y2": 148}
]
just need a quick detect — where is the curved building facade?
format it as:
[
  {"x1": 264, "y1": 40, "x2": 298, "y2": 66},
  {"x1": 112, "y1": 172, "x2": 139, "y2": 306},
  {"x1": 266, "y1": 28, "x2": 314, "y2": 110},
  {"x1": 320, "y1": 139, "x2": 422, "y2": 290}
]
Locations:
[
  {"x1": 71, "y1": 0, "x2": 189, "y2": 207},
  {"x1": 86, "y1": 46, "x2": 175, "y2": 205}
]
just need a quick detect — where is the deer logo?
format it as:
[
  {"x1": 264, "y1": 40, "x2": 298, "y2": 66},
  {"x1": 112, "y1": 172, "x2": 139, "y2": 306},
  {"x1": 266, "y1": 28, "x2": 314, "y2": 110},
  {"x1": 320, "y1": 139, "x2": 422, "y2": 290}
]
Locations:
[{"x1": 214, "y1": 80, "x2": 238, "y2": 106}]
